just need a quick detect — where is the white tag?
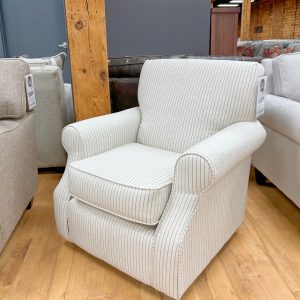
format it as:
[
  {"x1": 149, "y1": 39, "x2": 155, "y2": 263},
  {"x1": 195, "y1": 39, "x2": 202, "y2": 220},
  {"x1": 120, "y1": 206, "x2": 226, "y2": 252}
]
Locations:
[
  {"x1": 256, "y1": 76, "x2": 267, "y2": 118},
  {"x1": 25, "y1": 74, "x2": 37, "y2": 111}
]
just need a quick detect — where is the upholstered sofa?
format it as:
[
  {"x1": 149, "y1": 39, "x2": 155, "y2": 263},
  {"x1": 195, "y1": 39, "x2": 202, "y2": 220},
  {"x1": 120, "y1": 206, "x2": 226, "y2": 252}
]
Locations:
[
  {"x1": 0, "y1": 59, "x2": 38, "y2": 252},
  {"x1": 237, "y1": 39, "x2": 300, "y2": 58},
  {"x1": 21, "y1": 53, "x2": 75, "y2": 168},
  {"x1": 253, "y1": 53, "x2": 300, "y2": 208},
  {"x1": 54, "y1": 59, "x2": 266, "y2": 299}
]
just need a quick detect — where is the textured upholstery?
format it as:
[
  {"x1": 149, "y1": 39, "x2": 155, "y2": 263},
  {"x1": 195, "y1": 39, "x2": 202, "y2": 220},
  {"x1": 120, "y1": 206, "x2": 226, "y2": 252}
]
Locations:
[
  {"x1": 55, "y1": 60, "x2": 266, "y2": 299},
  {"x1": 21, "y1": 52, "x2": 67, "y2": 70},
  {"x1": 31, "y1": 65, "x2": 74, "y2": 168},
  {"x1": 253, "y1": 126, "x2": 300, "y2": 208},
  {"x1": 273, "y1": 53, "x2": 300, "y2": 102},
  {"x1": 69, "y1": 143, "x2": 180, "y2": 225},
  {"x1": 260, "y1": 94, "x2": 300, "y2": 144},
  {"x1": 0, "y1": 112, "x2": 38, "y2": 252},
  {"x1": 137, "y1": 59, "x2": 264, "y2": 152},
  {"x1": 0, "y1": 59, "x2": 30, "y2": 119},
  {"x1": 254, "y1": 54, "x2": 300, "y2": 208},
  {"x1": 261, "y1": 59, "x2": 274, "y2": 94}
]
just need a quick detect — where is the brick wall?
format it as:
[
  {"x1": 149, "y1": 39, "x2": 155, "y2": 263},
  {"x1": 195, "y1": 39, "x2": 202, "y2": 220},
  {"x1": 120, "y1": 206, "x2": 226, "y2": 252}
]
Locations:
[{"x1": 250, "y1": 0, "x2": 300, "y2": 40}]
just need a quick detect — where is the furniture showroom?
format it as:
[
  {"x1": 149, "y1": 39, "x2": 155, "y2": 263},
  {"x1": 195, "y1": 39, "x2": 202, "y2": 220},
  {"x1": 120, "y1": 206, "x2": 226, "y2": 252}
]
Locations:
[{"x1": 0, "y1": 0, "x2": 299, "y2": 299}]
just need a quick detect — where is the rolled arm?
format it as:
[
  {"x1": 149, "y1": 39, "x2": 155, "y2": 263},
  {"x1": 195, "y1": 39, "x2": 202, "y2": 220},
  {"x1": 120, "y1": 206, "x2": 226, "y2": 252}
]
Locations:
[
  {"x1": 173, "y1": 121, "x2": 266, "y2": 194},
  {"x1": 62, "y1": 107, "x2": 141, "y2": 161}
]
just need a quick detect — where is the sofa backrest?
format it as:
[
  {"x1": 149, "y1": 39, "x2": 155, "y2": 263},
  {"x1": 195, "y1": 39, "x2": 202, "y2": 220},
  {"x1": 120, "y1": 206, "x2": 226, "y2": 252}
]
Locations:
[
  {"x1": 273, "y1": 53, "x2": 300, "y2": 102},
  {"x1": 0, "y1": 59, "x2": 30, "y2": 119},
  {"x1": 137, "y1": 59, "x2": 264, "y2": 153},
  {"x1": 30, "y1": 65, "x2": 68, "y2": 167}
]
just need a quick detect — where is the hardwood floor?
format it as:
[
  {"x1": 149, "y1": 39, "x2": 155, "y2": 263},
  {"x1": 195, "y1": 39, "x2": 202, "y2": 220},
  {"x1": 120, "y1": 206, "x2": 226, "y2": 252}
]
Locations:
[{"x1": 0, "y1": 171, "x2": 299, "y2": 300}]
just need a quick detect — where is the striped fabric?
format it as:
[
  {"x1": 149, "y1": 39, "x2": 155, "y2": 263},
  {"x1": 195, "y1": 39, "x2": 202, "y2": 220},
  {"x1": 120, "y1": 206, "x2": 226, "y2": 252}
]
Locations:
[
  {"x1": 69, "y1": 143, "x2": 180, "y2": 225},
  {"x1": 137, "y1": 59, "x2": 264, "y2": 152},
  {"x1": 54, "y1": 60, "x2": 267, "y2": 299},
  {"x1": 54, "y1": 107, "x2": 141, "y2": 239}
]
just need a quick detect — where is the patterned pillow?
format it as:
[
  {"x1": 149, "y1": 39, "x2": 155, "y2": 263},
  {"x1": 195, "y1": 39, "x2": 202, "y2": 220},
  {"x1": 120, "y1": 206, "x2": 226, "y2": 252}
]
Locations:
[
  {"x1": 282, "y1": 46, "x2": 295, "y2": 54},
  {"x1": 242, "y1": 45, "x2": 255, "y2": 57},
  {"x1": 263, "y1": 46, "x2": 282, "y2": 58},
  {"x1": 237, "y1": 46, "x2": 246, "y2": 56}
]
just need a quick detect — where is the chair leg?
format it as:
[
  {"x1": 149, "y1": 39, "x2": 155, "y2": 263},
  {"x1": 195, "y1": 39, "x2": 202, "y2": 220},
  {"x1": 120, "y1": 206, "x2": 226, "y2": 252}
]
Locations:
[
  {"x1": 255, "y1": 168, "x2": 267, "y2": 185},
  {"x1": 26, "y1": 198, "x2": 33, "y2": 210}
]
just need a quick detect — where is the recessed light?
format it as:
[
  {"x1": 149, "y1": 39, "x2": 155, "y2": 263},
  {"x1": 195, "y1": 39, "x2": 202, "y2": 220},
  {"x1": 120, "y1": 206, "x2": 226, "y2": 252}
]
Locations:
[{"x1": 217, "y1": 4, "x2": 239, "y2": 7}]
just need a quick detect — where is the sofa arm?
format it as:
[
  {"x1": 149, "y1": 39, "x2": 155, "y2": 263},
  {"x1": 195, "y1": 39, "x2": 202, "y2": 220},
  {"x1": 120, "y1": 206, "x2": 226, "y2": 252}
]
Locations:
[
  {"x1": 260, "y1": 94, "x2": 300, "y2": 144},
  {"x1": 62, "y1": 107, "x2": 141, "y2": 162},
  {"x1": 63, "y1": 83, "x2": 75, "y2": 126},
  {"x1": 173, "y1": 121, "x2": 266, "y2": 194}
]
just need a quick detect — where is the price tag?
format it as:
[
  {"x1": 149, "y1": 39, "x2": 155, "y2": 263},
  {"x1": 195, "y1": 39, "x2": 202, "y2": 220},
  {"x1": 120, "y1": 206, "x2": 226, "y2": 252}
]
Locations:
[
  {"x1": 256, "y1": 76, "x2": 267, "y2": 118},
  {"x1": 25, "y1": 74, "x2": 37, "y2": 111}
]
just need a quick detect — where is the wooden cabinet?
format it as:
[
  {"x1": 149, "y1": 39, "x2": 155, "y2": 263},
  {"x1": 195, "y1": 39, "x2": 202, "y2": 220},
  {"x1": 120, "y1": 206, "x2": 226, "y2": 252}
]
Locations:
[{"x1": 210, "y1": 8, "x2": 240, "y2": 56}]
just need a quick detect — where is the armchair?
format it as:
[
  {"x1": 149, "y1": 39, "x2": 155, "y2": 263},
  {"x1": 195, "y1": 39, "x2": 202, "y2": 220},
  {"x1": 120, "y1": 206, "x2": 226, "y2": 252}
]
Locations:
[
  {"x1": 54, "y1": 59, "x2": 266, "y2": 299},
  {"x1": 253, "y1": 53, "x2": 300, "y2": 208}
]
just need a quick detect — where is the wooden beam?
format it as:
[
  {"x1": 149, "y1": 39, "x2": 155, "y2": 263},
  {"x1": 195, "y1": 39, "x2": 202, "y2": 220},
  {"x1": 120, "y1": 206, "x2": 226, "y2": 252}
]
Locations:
[
  {"x1": 65, "y1": 0, "x2": 111, "y2": 121},
  {"x1": 240, "y1": 0, "x2": 252, "y2": 40}
]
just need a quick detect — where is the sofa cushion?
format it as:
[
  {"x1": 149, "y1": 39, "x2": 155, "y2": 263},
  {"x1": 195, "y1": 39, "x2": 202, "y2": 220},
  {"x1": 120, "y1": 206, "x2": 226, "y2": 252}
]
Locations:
[
  {"x1": 21, "y1": 52, "x2": 66, "y2": 70},
  {"x1": 259, "y1": 94, "x2": 300, "y2": 144},
  {"x1": 137, "y1": 59, "x2": 264, "y2": 153},
  {"x1": 272, "y1": 53, "x2": 300, "y2": 102},
  {"x1": 69, "y1": 143, "x2": 180, "y2": 225},
  {"x1": 0, "y1": 59, "x2": 30, "y2": 119}
]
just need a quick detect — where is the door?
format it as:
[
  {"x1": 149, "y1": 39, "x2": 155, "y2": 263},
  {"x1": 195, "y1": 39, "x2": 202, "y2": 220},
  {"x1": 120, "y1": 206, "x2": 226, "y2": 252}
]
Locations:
[
  {"x1": 0, "y1": 0, "x2": 71, "y2": 82},
  {"x1": 211, "y1": 8, "x2": 240, "y2": 56}
]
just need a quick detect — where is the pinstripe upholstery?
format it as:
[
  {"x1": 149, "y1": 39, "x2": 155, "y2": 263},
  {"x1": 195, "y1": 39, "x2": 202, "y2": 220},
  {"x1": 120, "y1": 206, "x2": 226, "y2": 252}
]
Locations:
[
  {"x1": 138, "y1": 59, "x2": 264, "y2": 152},
  {"x1": 54, "y1": 60, "x2": 266, "y2": 299},
  {"x1": 69, "y1": 143, "x2": 180, "y2": 225}
]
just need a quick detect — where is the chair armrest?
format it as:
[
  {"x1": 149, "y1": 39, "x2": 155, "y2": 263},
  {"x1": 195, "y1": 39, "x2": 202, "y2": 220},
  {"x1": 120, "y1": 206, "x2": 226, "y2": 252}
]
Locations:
[
  {"x1": 173, "y1": 121, "x2": 266, "y2": 194},
  {"x1": 62, "y1": 107, "x2": 141, "y2": 161}
]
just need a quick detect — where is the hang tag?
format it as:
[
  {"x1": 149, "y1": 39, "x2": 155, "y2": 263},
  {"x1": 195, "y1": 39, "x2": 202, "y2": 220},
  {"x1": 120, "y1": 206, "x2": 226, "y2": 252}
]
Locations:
[
  {"x1": 256, "y1": 76, "x2": 267, "y2": 118},
  {"x1": 25, "y1": 74, "x2": 37, "y2": 111}
]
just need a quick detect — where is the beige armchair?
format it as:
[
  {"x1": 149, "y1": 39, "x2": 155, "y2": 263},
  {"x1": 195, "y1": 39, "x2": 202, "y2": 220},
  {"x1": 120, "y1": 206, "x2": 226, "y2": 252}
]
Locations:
[{"x1": 54, "y1": 59, "x2": 266, "y2": 299}]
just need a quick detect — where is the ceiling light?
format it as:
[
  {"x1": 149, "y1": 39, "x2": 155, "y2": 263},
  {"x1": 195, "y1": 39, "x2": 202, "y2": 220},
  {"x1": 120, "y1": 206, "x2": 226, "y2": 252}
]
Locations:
[{"x1": 218, "y1": 4, "x2": 239, "y2": 7}]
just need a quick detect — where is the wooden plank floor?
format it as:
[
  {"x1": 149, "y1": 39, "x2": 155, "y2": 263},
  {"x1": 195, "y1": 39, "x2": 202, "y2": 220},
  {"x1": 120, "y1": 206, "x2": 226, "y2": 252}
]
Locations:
[{"x1": 0, "y1": 171, "x2": 299, "y2": 300}]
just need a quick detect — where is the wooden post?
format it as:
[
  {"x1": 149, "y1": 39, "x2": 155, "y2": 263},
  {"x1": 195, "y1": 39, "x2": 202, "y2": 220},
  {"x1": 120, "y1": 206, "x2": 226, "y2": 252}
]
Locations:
[
  {"x1": 65, "y1": 0, "x2": 111, "y2": 121},
  {"x1": 240, "y1": 0, "x2": 252, "y2": 41}
]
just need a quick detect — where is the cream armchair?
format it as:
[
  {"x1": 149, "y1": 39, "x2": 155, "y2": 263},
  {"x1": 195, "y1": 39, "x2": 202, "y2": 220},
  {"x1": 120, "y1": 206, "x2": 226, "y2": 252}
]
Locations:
[
  {"x1": 253, "y1": 53, "x2": 300, "y2": 208},
  {"x1": 54, "y1": 59, "x2": 266, "y2": 299}
]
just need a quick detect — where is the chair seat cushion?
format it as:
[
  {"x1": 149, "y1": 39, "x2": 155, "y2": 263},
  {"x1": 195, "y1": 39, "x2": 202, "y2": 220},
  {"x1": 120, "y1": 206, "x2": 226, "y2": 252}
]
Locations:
[{"x1": 69, "y1": 143, "x2": 180, "y2": 225}]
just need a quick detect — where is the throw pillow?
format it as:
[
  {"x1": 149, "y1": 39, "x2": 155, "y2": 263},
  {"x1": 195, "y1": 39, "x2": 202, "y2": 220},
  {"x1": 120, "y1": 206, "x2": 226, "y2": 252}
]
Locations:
[
  {"x1": 242, "y1": 45, "x2": 255, "y2": 57},
  {"x1": 263, "y1": 46, "x2": 282, "y2": 58},
  {"x1": 282, "y1": 46, "x2": 295, "y2": 54}
]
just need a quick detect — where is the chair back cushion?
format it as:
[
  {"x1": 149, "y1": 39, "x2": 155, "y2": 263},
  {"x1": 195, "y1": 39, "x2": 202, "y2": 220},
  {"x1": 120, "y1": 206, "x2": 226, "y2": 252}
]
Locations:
[
  {"x1": 273, "y1": 53, "x2": 300, "y2": 102},
  {"x1": 0, "y1": 59, "x2": 30, "y2": 119},
  {"x1": 137, "y1": 59, "x2": 264, "y2": 152}
]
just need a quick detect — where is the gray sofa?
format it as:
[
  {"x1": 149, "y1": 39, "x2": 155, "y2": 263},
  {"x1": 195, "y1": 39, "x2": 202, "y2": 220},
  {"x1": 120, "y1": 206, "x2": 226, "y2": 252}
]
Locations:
[
  {"x1": 21, "y1": 53, "x2": 75, "y2": 168},
  {"x1": 0, "y1": 59, "x2": 38, "y2": 252}
]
